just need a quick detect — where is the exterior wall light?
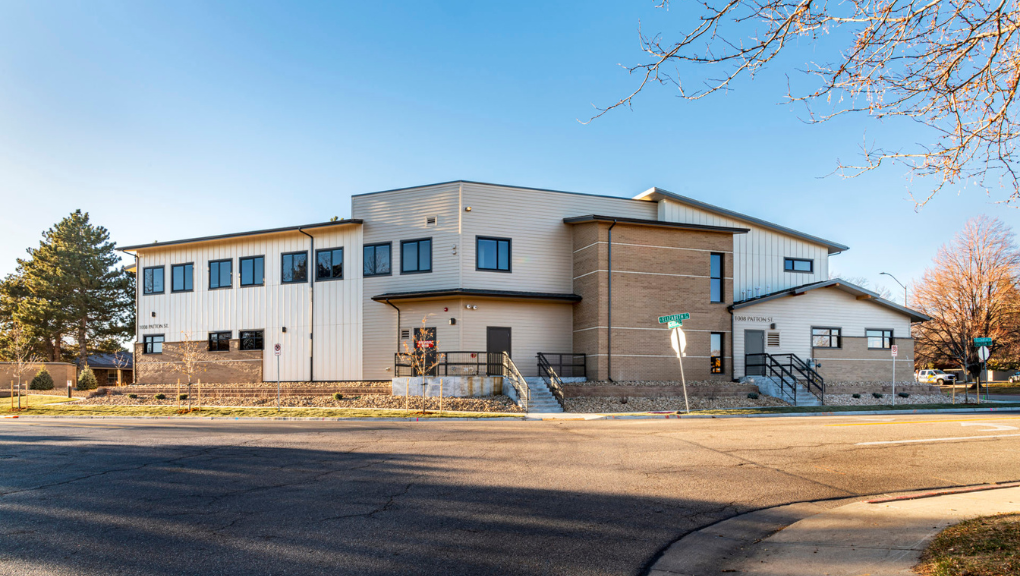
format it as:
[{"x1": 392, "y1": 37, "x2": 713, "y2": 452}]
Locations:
[
  {"x1": 465, "y1": 206, "x2": 472, "y2": 212},
  {"x1": 151, "y1": 312, "x2": 156, "y2": 318},
  {"x1": 282, "y1": 327, "x2": 287, "y2": 333}
]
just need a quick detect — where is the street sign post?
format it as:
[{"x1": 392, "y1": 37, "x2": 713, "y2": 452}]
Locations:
[
  {"x1": 977, "y1": 345, "x2": 990, "y2": 403},
  {"x1": 274, "y1": 344, "x2": 282, "y2": 410},
  {"x1": 662, "y1": 312, "x2": 691, "y2": 413},
  {"x1": 891, "y1": 345, "x2": 898, "y2": 405}
]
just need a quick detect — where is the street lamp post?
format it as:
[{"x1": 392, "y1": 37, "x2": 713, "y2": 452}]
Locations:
[{"x1": 880, "y1": 272, "x2": 908, "y2": 307}]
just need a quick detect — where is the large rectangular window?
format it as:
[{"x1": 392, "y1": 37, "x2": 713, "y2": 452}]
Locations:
[
  {"x1": 363, "y1": 243, "x2": 391, "y2": 277},
  {"x1": 866, "y1": 329, "x2": 894, "y2": 349},
  {"x1": 710, "y1": 253, "x2": 723, "y2": 303},
  {"x1": 143, "y1": 266, "x2": 164, "y2": 295},
  {"x1": 171, "y1": 263, "x2": 193, "y2": 292},
  {"x1": 710, "y1": 333, "x2": 724, "y2": 374},
  {"x1": 812, "y1": 327, "x2": 842, "y2": 348},
  {"x1": 401, "y1": 238, "x2": 432, "y2": 274},
  {"x1": 143, "y1": 334, "x2": 164, "y2": 354},
  {"x1": 240, "y1": 330, "x2": 264, "y2": 351},
  {"x1": 784, "y1": 258, "x2": 814, "y2": 273},
  {"x1": 316, "y1": 248, "x2": 344, "y2": 281},
  {"x1": 209, "y1": 259, "x2": 232, "y2": 289},
  {"x1": 208, "y1": 331, "x2": 231, "y2": 352},
  {"x1": 240, "y1": 256, "x2": 264, "y2": 286},
  {"x1": 281, "y1": 252, "x2": 308, "y2": 284},
  {"x1": 477, "y1": 237, "x2": 511, "y2": 272}
]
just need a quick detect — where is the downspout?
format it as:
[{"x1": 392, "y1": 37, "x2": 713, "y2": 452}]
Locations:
[
  {"x1": 385, "y1": 299, "x2": 401, "y2": 373},
  {"x1": 298, "y1": 228, "x2": 314, "y2": 382},
  {"x1": 607, "y1": 220, "x2": 617, "y2": 382},
  {"x1": 117, "y1": 248, "x2": 139, "y2": 384}
]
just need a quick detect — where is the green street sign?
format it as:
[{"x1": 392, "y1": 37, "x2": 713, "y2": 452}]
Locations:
[
  {"x1": 667, "y1": 320, "x2": 683, "y2": 329},
  {"x1": 974, "y1": 337, "x2": 993, "y2": 347},
  {"x1": 658, "y1": 313, "x2": 690, "y2": 324}
]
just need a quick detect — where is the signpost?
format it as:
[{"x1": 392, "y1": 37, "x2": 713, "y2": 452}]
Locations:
[
  {"x1": 891, "y1": 345, "x2": 898, "y2": 406},
  {"x1": 977, "y1": 344, "x2": 991, "y2": 403},
  {"x1": 660, "y1": 313, "x2": 691, "y2": 413},
  {"x1": 275, "y1": 344, "x2": 282, "y2": 410}
]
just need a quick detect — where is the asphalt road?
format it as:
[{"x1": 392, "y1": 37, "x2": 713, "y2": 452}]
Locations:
[{"x1": 2, "y1": 413, "x2": 1020, "y2": 576}]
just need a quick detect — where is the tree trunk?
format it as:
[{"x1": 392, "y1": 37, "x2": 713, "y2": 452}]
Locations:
[{"x1": 78, "y1": 318, "x2": 88, "y2": 368}]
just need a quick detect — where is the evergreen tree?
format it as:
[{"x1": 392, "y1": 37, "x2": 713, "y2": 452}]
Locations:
[
  {"x1": 30, "y1": 367, "x2": 54, "y2": 391},
  {"x1": 0, "y1": 270, "x2": 67, "y2": 361}
]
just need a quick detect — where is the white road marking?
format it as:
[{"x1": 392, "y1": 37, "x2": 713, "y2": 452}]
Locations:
[
  {"x1": 858, "y1": 433, "x2": 1020, "y2": 445},
  {"x1": 960, "y1": 422, "x2": 1019, "y2": 431}
]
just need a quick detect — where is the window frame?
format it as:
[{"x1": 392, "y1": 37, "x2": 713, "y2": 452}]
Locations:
[
  {"x1": 866, "y1": 328, "x2": 894, "y2": 350},
  {"x1": 280, "y1": 251, "x2": 309, "y2": 284},
  {"x1": 710, "y1": 332, "x2": 724, "y2": 374},
  {"x1": 142, "y1": 334, "x2": 165, "y2": 355},
  {"x1": 400, "y1": 238, "x2": 433, "y2": 275},
  {"x1": 208, "y1": 331, "x2": 232, "y2": 352},
  {"x1": 476, "y1": 236, "x2": 512, "y2": 273},
  {"x1": 239, "y1": 255, "x2": 265, "y2": 287},
  {"x1": 170, "y1": 262, "x2": 194, "y2": 293},
  {"x1": 784, "y1": 257, "x2": 814, "y2": 274},
  {"x1": 239, "y1": 330, "x2": 264, "y2": 351},
  {"x1": 709, "y1": 253, "x2": 724, "y2": 303},
  {"x1": 811, "y1": 326, "x2": 842, "y2": 349},
  {"x1": 363, "y1": 242, "x2": 392, "y2": 277},
  {"x1": 142, "y1": 266, "x2": 165, "y2": 295},
  {"x1": 208, "y1": 259, "x2": 232, "y2": 290},
  {"x1": 315, "y1": 247, "x2": 345, "y2": 281}
]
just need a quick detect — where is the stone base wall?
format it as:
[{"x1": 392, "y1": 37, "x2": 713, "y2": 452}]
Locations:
[
  {"x1": 563, "y1": 384, "x2": 758, "y2": 398},
  {"x1": 392, "y1": 377, "x2": 503, "y2": 398},
  {"x1": 824, "y1": 381, "x2": 942, "y2": 395},
  {"x1": 134, "y1": 340, "x2": 263, "y2": 384}
]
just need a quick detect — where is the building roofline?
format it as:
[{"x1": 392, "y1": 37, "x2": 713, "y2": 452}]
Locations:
[
  {"x1": 730, "y1": 279, "x2": 931, "y2": 322},
  {"x1": 351, "y1": 179, "x2": 645, "y2": 203},
  {"x1": 119, "y1": 220, "x2": 363, "y2": 252},
  {"x1": 563, "y1": 214, "x2": 749, "y2": 234},
  {"x1": 635, "y1": 187, "x2": 850, "y2": 254},
  {"x1": 371, "y1": 288, "x2": 582, "y2": 303}
]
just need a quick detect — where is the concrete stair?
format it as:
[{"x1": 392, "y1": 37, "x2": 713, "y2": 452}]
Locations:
[
  {"x1": 744, "y1": 376, "x2": 823, "y2": 407},
  {"x1": 524, "y1": 377, "x2": 564, "y2": 413}
]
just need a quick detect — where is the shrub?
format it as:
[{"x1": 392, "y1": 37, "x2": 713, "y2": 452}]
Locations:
[
  {"x1": 872, "y1": 392, "x2": 884, "y2": 399},
  {"x1": 178, "y1": 394, "x2": 188, "y2": 401},
  {"x1": 154, "y1": 394, "x2": 166, "y2": 400},
  {"x1": 128, "y1": 394, "x2": 138, "y2": 399},
  {"x1": 898, "y1": 392, "x2": 910, "y2": 398},
  {"x1": 30, "y1": 368, "x2": 55, "y2": 390},
  {"x1": 852, "y1": 393, "x2": 862, "y2": 399},
  {"x1": 76, "y1": 367, "x2": 98, "y2": 391},
  {"x1": 747, "y1": 392, "x2": 759, "y2": 399},
  {"x1": 333, "y1": 392, "x2": 343, "y2": 401}
]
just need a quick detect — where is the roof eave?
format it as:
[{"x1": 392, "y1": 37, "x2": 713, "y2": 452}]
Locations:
[
  {"x1": 120, "y1": 220, "x2": 364, "y2": 252},
  {"x1": 563, "y1": 214, "x2": 749, "y2": 234}
]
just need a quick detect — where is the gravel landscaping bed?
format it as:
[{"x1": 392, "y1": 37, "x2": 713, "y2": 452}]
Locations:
[
  {"x1": 123, "y1": 381, "x2": 388, "y2": 389},
  {"x1": 564, "y1": 395, "x2": 789, "y2": 413},
  {"x1": 824, "y1": 393, "x2": 951, "y2": 406},
  {"x1": 571, "y1": 380, "x2": 745, "y2": 388},
  {"x1": 72, "y1": 393, "x2": 522, "y2": 413}
]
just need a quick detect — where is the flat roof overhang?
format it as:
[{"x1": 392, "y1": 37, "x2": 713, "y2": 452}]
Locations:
[
  {"x1": 372, "y1": 288, "x2": 582, "y2": 304},
  {"x1": 120, "y1": 220, "x2": 364, "y2": 252},
  {"x1": 563, "y1": 214, "x2": 749, "y2": 234}
]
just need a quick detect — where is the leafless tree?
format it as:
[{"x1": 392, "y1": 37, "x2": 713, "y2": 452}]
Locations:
[
  {"x1": 6, "y1": 323, "x2": 40, "y2": 409},
  {"x1": 173, "y1": 331, "x2": 206, "y2": 411},
  {"x1": 913, "y1": 216, "x2": 1020, "y2": 375},
  {"x1": 591, "y1": 0, "x2": 1020, "y2": 205},
  {"x1": 111, "y1": 350, "x2": 131, "y2": 386},
  {"x1": 398, "y1": 315, "x2": 445, "y2": 413}
]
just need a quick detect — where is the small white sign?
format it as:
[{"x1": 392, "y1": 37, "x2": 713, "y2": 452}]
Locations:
[
  {"x1": 891, "y1": 345, "x2": 898, "y2": 357},
  {"x1": 274, "y1": 343, "x2": 282, "y2": 356},
  {"x1": 978, "y1": 346, "x2": 990, "y2": 362},
  {"x1": 670, "y1": 326, "x2": 687, "y2": 358}
]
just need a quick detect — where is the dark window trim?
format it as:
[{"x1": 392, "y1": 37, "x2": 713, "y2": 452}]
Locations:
[
  {"x1": 363, "y1": 242, "x2": 393, "y2": 277},
  {"x1": 784, "y1": 257, "x2": 814, "y2": 274},
  {"x1": 280, "y1": 251, "x2": 309, "y2": 284},
  {"x1": 315, "y1": 247, "x2": 345, "y2": 281},
  {"x1": 142, "y1": 266, "x2": 165, "y2": 295},
  {"x1": 710, "y1": 332, "x2": 725, "y2": 374},
  {"x1": 239, "y1": 255, "x2": 266, "y2": 287},
  {"x1": 710, "y1": 252, "x2": 724, "y2": 304},
  {"x1": 142, "y1": 334, "x2": 165, "y2": 354},
  {"x1": 239, "y1": 329, "x2": 265, "y2": 351},
  {"x1": 400, "y1": 237, "x2": 433, "y2": 275},
  {"x1": 475, "y1": 236, "x2": 512, "y2": 273},
  {"x1": 208, "y1": 331, "x2": 232, "y2": 352},
  {"x1": 865, "y1": 328, "x2": 895, "y2": 350},
  {"x1": 170, "y1": 262, "x2": 195, "y2": 293},
  {"x1": 811, "y1": 326, "x2": 842, "y2": 349},
  {"x1": 208, "y1": 259, "x2": 233, "y2": 290}
]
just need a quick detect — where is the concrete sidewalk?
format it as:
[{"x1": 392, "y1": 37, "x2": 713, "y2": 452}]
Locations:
[{"x1": 649, "y1": 484, "x2": 1020, "y2": 576}]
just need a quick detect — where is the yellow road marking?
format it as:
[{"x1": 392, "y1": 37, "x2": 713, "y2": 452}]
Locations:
[{"x1": 828, "y1": 417, "x2": 1020, "y2": 427}]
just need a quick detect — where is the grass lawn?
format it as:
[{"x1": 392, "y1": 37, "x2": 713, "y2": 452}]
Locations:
[
  {"x1": 916, "y1": 513, "x2": 1020, "y2": 576},
  {"x1": 2, "y1": 394, "x2": 77, "y2": 413},
  {"x1": 1, "y1": 403, "x2": 522, "y2": 419},
  {"x1": 685, "y1": 402, "x2": 1020, "y2": 416}
]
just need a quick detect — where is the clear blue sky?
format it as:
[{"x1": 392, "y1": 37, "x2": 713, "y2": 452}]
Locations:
[{"x1": 1, "y1": 1, "x2": 1016, "y2": 304}]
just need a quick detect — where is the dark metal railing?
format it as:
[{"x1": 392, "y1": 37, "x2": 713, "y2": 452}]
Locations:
[
  {"x1": 770, "y1": 353, "x2": 826, "y2": 404},
  {"x1": 536, "y1": 352, "x2": 586, "y2": 379},
  {"x1": 536, "y1": 353, "x2": 566, "y2": 410},
  {"x1": 745, "y1": 353, "x2": 799, "y2": 405},
  {"x1": 394, "y1": 351, "x2": 507, "y2": 377}
]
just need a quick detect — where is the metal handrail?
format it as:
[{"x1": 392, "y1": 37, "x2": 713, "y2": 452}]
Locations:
[
  {"x1": 771, "y1": 353, "x2": 826, "y2": 404},
  {"x1": 537, "y1": 354, "x2": 565, "y2": 409},
  {"x1": 394, "y1": 351, "x2": 502, "y2": 377},
  {"x1": 746, "y1": 353, "x2": 799, "y2": 405},
  {"x1": 536, "y1": 352, "x2": 587, "y2": 379},
  {"x1": 502, "y1": 353, "x2": 530, "y2": 412}
]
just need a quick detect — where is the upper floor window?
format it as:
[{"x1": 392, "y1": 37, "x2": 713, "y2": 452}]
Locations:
[
  {"x1": 281, "y1": 252, "x2": 308, "y2": 284},
  {"x1": 710, "y1": 332, "x2": 724, "y2": 374},
  {"x1": 240, "y1": 330, "x2": 264, "y2": 351},
  {"x1": 240, "y1": 256, "x2": 264, "y2": 286},
  {"x1": 784, "y1": 258, "x2": 814, "y2": 273},
  {"x1": 208, "y1": 331, "x2": 231, "y2": 352},
  {"x1": 143, "y1": 266, "x2": 164, "y2": 295},
  {"x1": 867, "y1": 329, "x2": 894, "y2": 349},
  {"x1": 143, "y1": 334, "x2": 164, "y2": 354},
  {"x1": 710, "y1": 253, "x2": 723, "y2": 303},
  {"x1": 209, "y1": 259, "x2": 232, "y2": 290},
  {"x1": 401, "y1": 238, "x2": 432, "y2": 274},
  {"x1": 812, "y1": 327, "x2": 841, "y2": 348},
  {"x1": 316, "y1": 248, "x2": 344, "y2": 281},
  {"x1": 171, "y1": 263, "x2": 193, "y2": 292},
  {"x1": 364, "y1": 243, "x2": 392, "y2": 277},
  {"x1": 477, "y1": 237, "x2": 511, "y2": 272}
]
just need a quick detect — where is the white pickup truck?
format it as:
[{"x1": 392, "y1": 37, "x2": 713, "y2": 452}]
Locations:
[{"x1": 917, "y1": 369, "x2": 957, "y2": 385}]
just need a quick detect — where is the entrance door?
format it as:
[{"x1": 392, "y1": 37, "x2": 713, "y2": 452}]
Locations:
[
  {"x1": 486, "y1": 327, "x2": 512, "y2": 376},
  {"x1": 745, "y1": 330, "x2": 765, "y2": 376},
  {"x1": 413, "y1": 327, "x2": 438, "y2": 376}
]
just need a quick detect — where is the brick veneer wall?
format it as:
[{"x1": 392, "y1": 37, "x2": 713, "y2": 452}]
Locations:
[
  {"x1": 0, "y1": 362, "x2": 77, "y2": 389},
  {"x1": 812, "y1": 337, "x2": 916, "y2": 383},
  {"x1": 134, "y1": 339, "x2": 263, "y2": 384}
]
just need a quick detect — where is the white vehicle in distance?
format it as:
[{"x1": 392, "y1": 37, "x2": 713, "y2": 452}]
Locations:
[{"x1": 917, "y1": 369, "x2": 957, "y2": 385}]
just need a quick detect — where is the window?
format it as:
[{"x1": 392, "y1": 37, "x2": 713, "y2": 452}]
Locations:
[
  {"x1": 477, "y1": 237, "x2": 511, "y2": 272},
  {"x1": 209, "y1": 259, "x2": 232, "y2": 289},
  {"x1": 143, "y1": 335, "x2": 164, "y2": 354},
  {"x1": 710, "y1": 253, "x2": 723, "y2": 303},
  {"x1": 208, "y1": 331, "x2": 231, "y2": 352},
  {"x1": 281, "y1": 252, "x2": 308, "y2": 284},
  {"x1": 812, "y1": 327, "x2": 842, "y2": 348},
  {"x1": 710, "y1": 333, "x2": 724, "y2": 374},
  {"x1": 240, "y1": 330, "x2": 264, "y2": 351},
  {"x1": 784, "y1": 258, "x2": 814, "y2": 273},
  {"x1": 171, "y1": 263, "x2": 193, "y2": 292},
  {"x1": 401, "y1": 238, "x2": 432, "y2": 274},
  {"x1": 143, "y1": 267, "x2": 164, "y2": 295},
  {"x1": 867, "y1": 329, "x2": 894, "y2": 349},
  {"x1": 364, "y1": 243, "x2": 392, "y2": 277},
  {"x1": 316, "y1": 248, "x2": 344, "y2": 281},
  {"x1": 240, "y1": 256, "x2": 264, "y2": 286}
]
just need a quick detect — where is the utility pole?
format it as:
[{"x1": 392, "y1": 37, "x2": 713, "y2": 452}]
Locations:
[{"x1": 880, "y1": 272, "x2": 908, "y2": 306}]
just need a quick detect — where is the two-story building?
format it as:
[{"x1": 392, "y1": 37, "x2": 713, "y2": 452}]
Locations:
[{"x1": 122, "y1": 181, "x2": 928, "y2": 386}]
